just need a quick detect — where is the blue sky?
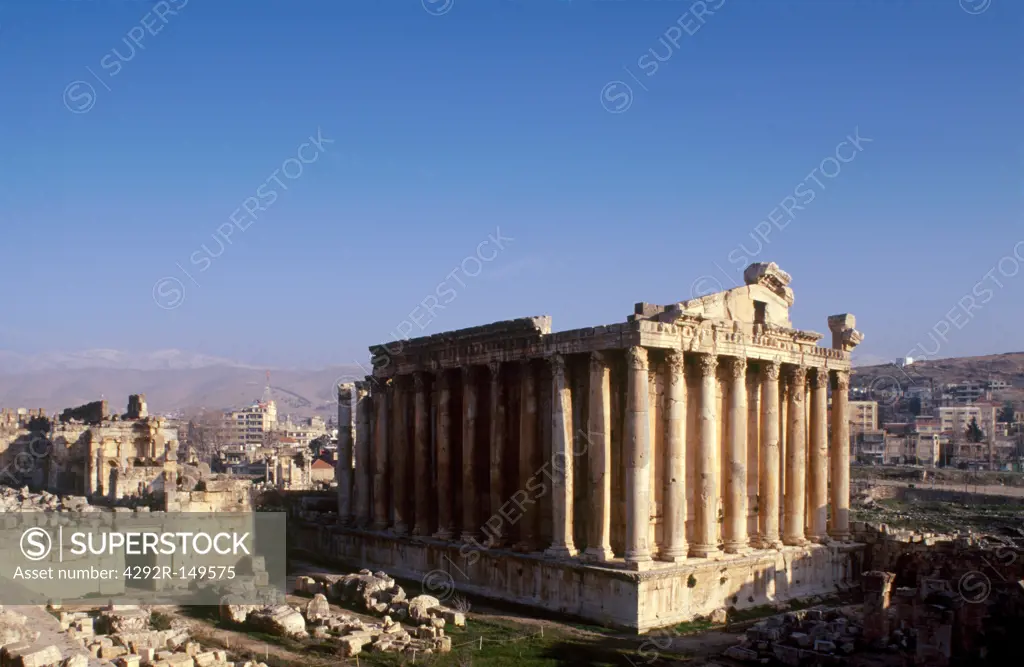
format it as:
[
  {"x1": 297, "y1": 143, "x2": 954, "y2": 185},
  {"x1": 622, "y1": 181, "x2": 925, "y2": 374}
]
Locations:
[{"x1": 0, "y1": 0, "x2": 1020, "y2": 369}]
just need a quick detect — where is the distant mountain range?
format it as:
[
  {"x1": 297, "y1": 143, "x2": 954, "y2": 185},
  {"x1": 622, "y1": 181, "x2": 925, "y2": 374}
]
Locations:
[{"x1": 0, "y1": 349, "x2": 366, "y2": 420}]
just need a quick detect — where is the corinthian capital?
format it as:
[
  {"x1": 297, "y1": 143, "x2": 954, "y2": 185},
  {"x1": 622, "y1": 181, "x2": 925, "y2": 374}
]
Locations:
[
  {"x1": 697, "y1": 353, "x2": 718, "y2": 378},
  {"x1": 787, "y1": 365, "x2": 807, "y2": 388},
  {"x1": 547, "y1": 353, "x2": 566, "y2": 376},
  {"x1": 811, "y1": 367, "x2": 829, "y2": 389},
  {"x1": 626, "y1": 346, "x2": 648, "y2": 371},
  {"x1": 835, "y1": 371, "x2": 850, "y2": 391},
  {"x1": 725, "y1": 357, "x2": 746, "y2": 379},
  {"x1": 761, "y1": 361, "x2": 780, "y2": 381}
]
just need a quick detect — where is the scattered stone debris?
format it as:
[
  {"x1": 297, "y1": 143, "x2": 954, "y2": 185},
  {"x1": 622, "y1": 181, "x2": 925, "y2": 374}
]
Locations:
[
  {"x1": 285, "y1": 570, "x2": 462, "y2": 655},
  {"x1": 0, "y1": 487, "x2": 95, "y2": 513}
]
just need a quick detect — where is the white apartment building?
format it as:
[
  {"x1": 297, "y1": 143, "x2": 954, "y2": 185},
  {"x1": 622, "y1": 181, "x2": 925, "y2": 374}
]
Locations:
[{"x1": 226, "y1": 400, "x2": 278, "y2": 448}]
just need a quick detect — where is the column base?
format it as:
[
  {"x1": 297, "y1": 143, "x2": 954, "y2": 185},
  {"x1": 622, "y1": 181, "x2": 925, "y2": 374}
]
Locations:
[
  {"x1": 338, "y1": 517, "x2": 354, "y2": 527},
  {"x1": 624, "y1": 553, "x2": 653, "y2": 571},
  {"x1": 393, "y1": 523, "x2": 410, "y2": 536},
  {"x1": 723, "y1": 542, "x2": 752, "y2": 555},
  {"x1": 807, "y1": 535, "x2": 829, "y2": 544},
  {"x1": 657, "y1": 546, "x2": 689, "y2": 563},
  {"x1": 828, "y1": 531, "x2": 851, "y2": 542},
  {"x1": 689, "y1": 545, "x2": 721, "y2": 558},
  {"x1": 543, "y1": 544, "x2": 578, "y2": 559},
  {"x1": 460, "y1": 533, "x2": 479, "y2": 544},
  {"x1": 434, "y1": 529, "x2": 454, "y2": 541},
  {"x1": 582, "y1": 546, "x2": 615, "y2": 563},
  {"x1": 757, "y1": 538, "x2": 783, "y2": 550},
  {"x1": 783, "y1": 536, "x2": 808, "y2": 547},
  {"x1": 513, "y1": 541, "x2": 538, "y2": 553},
  {"x1": 413, "y1": 525, "x2": 432, "y2": 538},
  {"x1": 372, "y1": 521, "x2": 389, "y2": 532}
]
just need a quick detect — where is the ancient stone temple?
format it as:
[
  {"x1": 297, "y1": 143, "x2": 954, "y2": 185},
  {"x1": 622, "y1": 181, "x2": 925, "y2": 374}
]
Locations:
[{"x1": 323, "y1": 262, "x2": 864, "y2": 631}]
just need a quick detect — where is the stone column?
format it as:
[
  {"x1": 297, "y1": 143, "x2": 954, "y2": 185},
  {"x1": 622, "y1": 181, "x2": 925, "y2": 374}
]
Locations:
[
  {"x1": 830, "y1": 371, "x2": 851, "y2": 540},
  {"x1": 372, "y1": 381, "x2": 391, "y2": 531},
  {"x1": 391, "y1": 377, "x2": 410, "y2": 535},
  {"x1": 723, "y1": 357, "x2": 750, "y2": 554},
  {"x1": 413, "y1": 372, "x2": 432, "y2": 537},
  {"x1": 354, "y1": 381, "x2": 372, "y2": 527},
  {"x1": 584, "y1": 351, "x2": 614, "y2": 562},
  {"x1": 624, "y1": 346, "x2": 653, "y2": 568},
  {"x1": 336, "y1": 382, "x2": 354, "y2": 525},
  {"x1": 545, "y1": 354, "x2": 577, "y2": 557},
  {"x1": 434, "y1": 371, "x2": 455, "y2": 540},
  {"x1": 691, "y1": 353, "x2": 721, "y2": 558},
  {"x1": 487, "y1": 361, "x2": 507, "y2": 546},
  {"x1": 660, "y1": 349, "x2": 687, "y2": 562},
  {"x1": 461, "y1": 366, "x2": 479, "y2": 541},
  {"x1": 808, "y1": 368, "x2": 829, "y2": 543},
  {"x1": 515, "y1": 360, "x2": 539, "y2": 551},
  {"x1": 783, "y1": 366, "x2": 807, "y2": 546},
  {"x1": 758, "y1": 362, "x2": 782, "y2": 548}
]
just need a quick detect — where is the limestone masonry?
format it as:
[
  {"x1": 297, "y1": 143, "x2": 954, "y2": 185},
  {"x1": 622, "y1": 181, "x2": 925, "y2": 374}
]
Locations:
[{"x1": 319, "y1": 262, "x2": 865, "y2": 631}]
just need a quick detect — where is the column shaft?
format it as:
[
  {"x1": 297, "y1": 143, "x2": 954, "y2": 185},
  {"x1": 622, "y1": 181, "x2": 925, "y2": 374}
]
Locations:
[
  {"x1": 461, "y1": 367, "x2": 479, "y2": 541},
  {"x1": 692, "y1": 353, "x2": 721, "y2": 558},
  {"x1": 584, "y1": 352, "x2": 614, "y2": 562},
  {"x1": 758, "y1": 362, "x2": 782, "y2": 548},
  {"x1": 434, "y1": 371, "x2": 455, "y2": 539},
  {"x1": 830, "y1": 371, "x2": 851, "y2": 539},
  {"x1": 372, "y1": 381, "x2": 390, "y2": 531},
  {"x1": 354, "y1": 382, "x2": 372, "y2": 527},
  {"x1": 545, "y1": 354, "x2": 577, "y2": 557},
  {"x1": 808, "y1": 368, "x2": 829, "y2": 542},
  {"x1": 413, "y1": 372, "x2": 432, "y2": 536},
  {"x1": 336, "y1": 383, "x2": 354, "y2": 525},
  {"x1": 515, "y1": 361, "x2": 539, "y2": 551},
  {"x1": 487, "y1": 361, "x2": 507, "y2": 546},
  {"x1": 723, "y1": 357, "x2": 749, "y2": 554},
  {"x1": 783, "y1": 367, "x2": 807, "y2": 546},
  {"x1": 392, "y1": 377, "x2": 410, "y2": 535},
  {"x1": 660, "y1": 349, "x2": 687, "y2": 562},
  {"x1": 624, "y1": 346, "x2": 653, "y2": 568}
]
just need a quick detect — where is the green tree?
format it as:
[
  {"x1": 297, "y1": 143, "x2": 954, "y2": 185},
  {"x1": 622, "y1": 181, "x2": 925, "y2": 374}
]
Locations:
[
  {"x1": 965, "y1": 416, "x2": 984, "y2": 443},
  {"x1": 998, "y1": 400, "x2": 1016, "y2": 423}
]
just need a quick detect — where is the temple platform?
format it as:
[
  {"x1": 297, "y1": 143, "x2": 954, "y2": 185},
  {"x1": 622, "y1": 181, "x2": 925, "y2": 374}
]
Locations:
[{"x1": 290, "y1": 523, "x2": 865, "y2": 633}]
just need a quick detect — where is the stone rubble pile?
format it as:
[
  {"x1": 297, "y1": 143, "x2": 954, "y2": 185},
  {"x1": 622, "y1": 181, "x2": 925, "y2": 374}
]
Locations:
[
  {"x1": 217, "y1": 569, "x2": 464, "y2": 657},
  {"x1": 55, "y1": 605, "x2": 268, "y2": 667},
  {"x1": 0, "y1": 487, "x2": 93, "y2": 513},
  {"x1": 724, "y1": 607, "x2": 862, "y2": 666}
]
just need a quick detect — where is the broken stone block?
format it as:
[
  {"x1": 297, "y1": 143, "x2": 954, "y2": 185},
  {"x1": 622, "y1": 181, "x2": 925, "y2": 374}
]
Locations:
[
  {"x1": 337, "y1": 635, "x2": 371, "y2": 657},
  {"x1": 407, "y1": 596, "x2": 440, "y2": 624},
  {"x1": 813, "y1": 640, "x2": 836, "y2": 653},
  {"x1": 247, "y1": 605, "x2": 307, "y2": 638},
  {"x1": 100, "y1": 645, "x2": 128, "y2": 660},
  {"x1": 5, "y1": 644, "x2": 63, "y2": 667},
  {"x1": 115, "y1": 656, "x2": 142, "y2": 667},
  {"x1": 709, "y1": 608, "x2": 728, "y2": 625},
  {"x1": 433, "y1": 636, "x2": 452, "y2": 653},
  {"x1": 434, "y1": 608, "x2": 465, "y2": 627},
  {"x1": 790, "y1": 632, "x2": 811, "y2": 648},
  {"x1": 305, "y1": 594, "x2": 330, "y2": 622},
  {"x1": 193, "y1": 652, "x2": 219, "y2": 667},
  {"x1": 60, "y1": 656, "x2": 88, "y2": 667}
]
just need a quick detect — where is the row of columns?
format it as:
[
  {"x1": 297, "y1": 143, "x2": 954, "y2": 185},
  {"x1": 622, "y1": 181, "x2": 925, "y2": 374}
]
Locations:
[{"x1": 336, "y1": 348, "x2": 852, "y2": 566}]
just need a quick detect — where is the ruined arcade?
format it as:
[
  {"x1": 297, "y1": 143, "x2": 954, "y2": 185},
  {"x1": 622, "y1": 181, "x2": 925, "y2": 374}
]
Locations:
[{"x1": 317, "y1": 262, "x2": 865, "y2": 631}]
